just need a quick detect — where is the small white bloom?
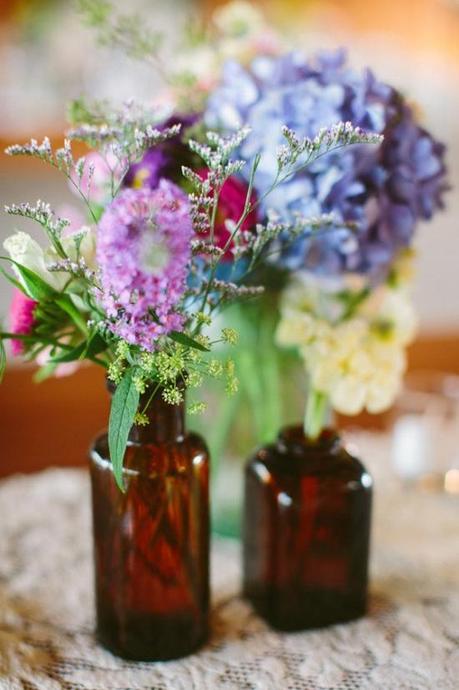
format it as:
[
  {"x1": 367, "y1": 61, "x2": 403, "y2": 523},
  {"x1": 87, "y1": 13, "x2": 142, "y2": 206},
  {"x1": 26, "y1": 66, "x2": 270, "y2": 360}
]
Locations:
[{"x1": 3, "y1": 231, "x2": 66, "y2": 291}]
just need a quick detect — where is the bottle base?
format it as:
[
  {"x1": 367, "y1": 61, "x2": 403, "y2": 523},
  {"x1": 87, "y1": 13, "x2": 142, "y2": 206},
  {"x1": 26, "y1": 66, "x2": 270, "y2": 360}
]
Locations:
[
  {"x1": 96, "y1": 611, "x2": 208, "y2": 661},
  {"x1": 245, "y1": 588, "x2": 367, "y2": 632}
]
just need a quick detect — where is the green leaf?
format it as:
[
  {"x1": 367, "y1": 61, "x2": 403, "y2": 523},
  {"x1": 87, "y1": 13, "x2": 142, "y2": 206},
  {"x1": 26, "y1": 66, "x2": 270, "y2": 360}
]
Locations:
[
  {"x1": 169, "y1": 330, "x2": 210, "y2": 352},
  {"x1": 0, "y1": 266, "x2": 25, "y2": 293},
  {"x1": 84, "y1": 332, "x2": 107, "y2": 358},
  {"x1": 55, "y1": 295, "x2": 88, "y2": 335},
  {"x1": 50, "y1": 341, "x2": 86, "y2": 364},
  {"x1": 34, "y1": 363, "x2": 58, "y2": 383},
  {"x1": 0, "y1": 332, "x2": 73, "y2": 349},
  {"x1": 0, "y1": 257, "x2": 57, "y2": 301},
  {"x1": 108, "y1": 369, "x2": 140, "y2": 491},
  {"x1": 50, "y1": 332, "x2": 108, "y2": 365}
]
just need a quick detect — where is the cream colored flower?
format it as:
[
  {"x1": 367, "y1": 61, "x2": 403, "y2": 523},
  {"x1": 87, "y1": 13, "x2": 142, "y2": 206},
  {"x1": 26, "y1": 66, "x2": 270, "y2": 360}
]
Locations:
[
  {"x1": 276, "y1": 268, "x2": 417, "y2": 417},
  {"x1": 3, "y1": 231, "x2": 66, "y2": 291}
]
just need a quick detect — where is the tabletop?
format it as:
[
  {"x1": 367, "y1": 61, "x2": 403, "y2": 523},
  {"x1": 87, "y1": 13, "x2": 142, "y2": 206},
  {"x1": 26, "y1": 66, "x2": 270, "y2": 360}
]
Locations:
[{"x1": 0, "y1": 432, "x2": 457, "y2": 690}]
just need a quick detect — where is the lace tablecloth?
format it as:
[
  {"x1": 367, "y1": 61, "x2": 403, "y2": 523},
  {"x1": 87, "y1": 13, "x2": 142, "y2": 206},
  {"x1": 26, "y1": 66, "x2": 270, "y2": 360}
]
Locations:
[{"x1": 0, "y1": 433, "x2": 458, "y2": 690}]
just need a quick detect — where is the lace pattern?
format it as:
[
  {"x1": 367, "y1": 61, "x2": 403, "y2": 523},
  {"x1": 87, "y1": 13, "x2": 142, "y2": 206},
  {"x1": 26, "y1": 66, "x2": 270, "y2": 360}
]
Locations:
[{"x1": 0, "y1": 433, "x2": 457, "y2": 689}]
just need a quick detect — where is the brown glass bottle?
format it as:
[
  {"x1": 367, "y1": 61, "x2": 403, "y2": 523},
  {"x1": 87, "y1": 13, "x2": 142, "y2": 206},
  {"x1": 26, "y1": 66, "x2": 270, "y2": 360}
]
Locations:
[
  {"x1": 243, "y1": 426, "x2": 372, "y2": 631},
  {"x1": 89, "y1": 387, "x2": 209, "y2": 661}
]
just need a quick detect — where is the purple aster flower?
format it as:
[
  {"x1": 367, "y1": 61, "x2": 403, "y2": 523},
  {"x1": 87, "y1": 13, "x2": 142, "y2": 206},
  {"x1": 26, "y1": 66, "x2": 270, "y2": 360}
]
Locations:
[
  {"x1": 124, "y1": 113, "x2": 200, "y2": 191},
  {"x1": 97, "y1": 181, "x2": 193, "y2": 350},
  {"x1": 205, "y1": 49, "x2": 448, "y2": 280}
]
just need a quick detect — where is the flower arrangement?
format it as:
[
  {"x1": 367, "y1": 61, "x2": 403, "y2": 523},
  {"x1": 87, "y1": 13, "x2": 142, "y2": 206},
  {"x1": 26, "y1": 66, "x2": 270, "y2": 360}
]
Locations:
[
  {"x1": 0, "y1": 0, "x2": 449, "y2": 492},
  {"x1": 183, "y1": 2, "x2": 448, "y2": 438},
  {"x1": 0, "y1": 92, "x2": 378, "y2": 487}
]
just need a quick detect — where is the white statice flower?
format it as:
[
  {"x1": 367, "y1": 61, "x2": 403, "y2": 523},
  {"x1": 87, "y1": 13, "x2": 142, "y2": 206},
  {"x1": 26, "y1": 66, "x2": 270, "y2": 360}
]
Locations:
[
  {"x1": 276, "y1": 265, "x2": 418, "y2": 417},
  {"x1": 3, "y1": 231, "x2": 67, "y2": 291}
]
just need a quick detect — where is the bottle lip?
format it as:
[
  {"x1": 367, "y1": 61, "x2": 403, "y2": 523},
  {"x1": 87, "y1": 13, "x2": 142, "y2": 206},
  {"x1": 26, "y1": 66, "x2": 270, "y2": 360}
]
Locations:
[{"x1": 277, "y1": 425, "x2": 341, "y2": 452}]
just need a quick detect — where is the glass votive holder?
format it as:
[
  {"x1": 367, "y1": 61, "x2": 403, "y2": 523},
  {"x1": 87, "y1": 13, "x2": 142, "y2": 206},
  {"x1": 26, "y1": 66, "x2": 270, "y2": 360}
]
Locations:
[{"x1": 390, "y1": 371, "x2": 459, "y2": 494}]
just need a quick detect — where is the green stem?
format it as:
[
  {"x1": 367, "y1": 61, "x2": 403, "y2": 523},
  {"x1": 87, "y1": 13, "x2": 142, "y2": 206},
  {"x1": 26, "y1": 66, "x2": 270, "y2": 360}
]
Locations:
[
  {"x1": 259, "y1": 304, "x2": 282, "y2": 443},
  {"x1": 304, "y1": 389, "x2": 328, "y2": 440}
]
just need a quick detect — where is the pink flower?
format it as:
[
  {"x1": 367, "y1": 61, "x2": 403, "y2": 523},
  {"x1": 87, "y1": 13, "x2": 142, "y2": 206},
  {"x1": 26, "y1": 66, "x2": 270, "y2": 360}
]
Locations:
[
  {"x1": 70, "y1": 151, "x2": 122, "y2": 205},
  {"x1": 36, "y1": 348, "x2": 80, "y2": 378},
  {"x1": 198, "y1": 171, "x2": 258, "y2": 260},
  {"x1": 97, "y1": 181, "x2": 193, "y2": 351},
  {"x1": 57, "y1": 204, "x2": 86, "y2": 233},
  {"x1": 9, "y1": 289, "x2": 37, "y2": 356}
]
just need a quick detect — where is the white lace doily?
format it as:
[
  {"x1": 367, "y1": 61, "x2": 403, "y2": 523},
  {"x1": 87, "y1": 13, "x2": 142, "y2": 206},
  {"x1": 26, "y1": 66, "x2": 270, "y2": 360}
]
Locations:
[{"x1": 0, "y1": 433, "x2": 458, "y2": 690}]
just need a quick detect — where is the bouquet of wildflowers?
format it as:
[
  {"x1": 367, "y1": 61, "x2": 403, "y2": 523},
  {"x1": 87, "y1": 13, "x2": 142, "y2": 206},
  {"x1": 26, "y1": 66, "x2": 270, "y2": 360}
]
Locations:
[
  {"x1": 0, "y1": 85, "x2": 380, "y2": 487},
  {"x1": 175, "y1": 1, "x2": 448, "y2": 437}
]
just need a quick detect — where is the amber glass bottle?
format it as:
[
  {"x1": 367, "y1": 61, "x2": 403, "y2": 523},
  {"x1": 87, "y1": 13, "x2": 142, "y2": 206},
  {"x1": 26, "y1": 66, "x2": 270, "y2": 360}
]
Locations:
[
  {"x1": 89, "y1": 387, "x2": 209, "y2": 661},
  {"x1": 243, "y1": 426, "x2": 372, "y2": 631}
]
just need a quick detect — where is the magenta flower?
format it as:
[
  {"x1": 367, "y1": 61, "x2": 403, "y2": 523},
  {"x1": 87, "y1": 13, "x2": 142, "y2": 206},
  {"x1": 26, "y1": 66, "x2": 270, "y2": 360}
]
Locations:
[
  {"x1": 97, "y1": 181, "x2": 193, "y2": 350},
  {"x1": 9, "y1": 289, "x2": 37, "y2": 356},
  {"x1": 198, "y1": 170, "x2": 258, "y2": 260}
]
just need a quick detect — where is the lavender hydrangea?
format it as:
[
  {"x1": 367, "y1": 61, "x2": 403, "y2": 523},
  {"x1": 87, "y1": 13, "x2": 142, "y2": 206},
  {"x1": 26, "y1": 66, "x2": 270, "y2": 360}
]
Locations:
[
  {"x1": 97, "y1": 181, "x2": 193, "y2": 350},
  {"x1": 205, "y1": 49, "x2": 448, "y2": 280}
]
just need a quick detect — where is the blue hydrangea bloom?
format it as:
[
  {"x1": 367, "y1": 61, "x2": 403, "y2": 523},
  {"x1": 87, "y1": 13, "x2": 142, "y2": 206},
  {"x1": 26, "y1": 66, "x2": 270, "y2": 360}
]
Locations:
[{"x1": 205, "y1": 49, "x2": 448, "y2": 280}]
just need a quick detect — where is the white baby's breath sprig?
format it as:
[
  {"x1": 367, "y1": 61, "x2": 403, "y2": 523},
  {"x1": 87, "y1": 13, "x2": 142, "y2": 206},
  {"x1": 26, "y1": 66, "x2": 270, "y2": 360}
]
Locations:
[
  {"x1": 4, "y1": 200, "x2": 70, "y2": 259},
  {"x1": 5, "y1": 137, "x2": 53, "y2": 162},
  {"x1": 67, "y1": 102, "x2": 182, "y2": 201},
  {"x1": 277, "y1": 122, "x2": 383, "y2": 171},
  {"x1": 47, "y1": 257, "x2": 96, "y2": 282}
]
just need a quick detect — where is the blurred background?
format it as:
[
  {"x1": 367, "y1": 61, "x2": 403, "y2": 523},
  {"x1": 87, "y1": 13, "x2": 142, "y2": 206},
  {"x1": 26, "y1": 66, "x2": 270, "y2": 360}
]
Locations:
[{"x1": 0, "y1": 0, "x2": 458, "y2": 480}]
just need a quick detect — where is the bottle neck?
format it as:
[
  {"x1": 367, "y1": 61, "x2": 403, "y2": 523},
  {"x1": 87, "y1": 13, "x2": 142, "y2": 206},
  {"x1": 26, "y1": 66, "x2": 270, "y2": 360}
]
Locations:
[
  {"x1": 131, "y1": 387, "x2": 186, "y2": 443},
  {"x1": 105, "y1": 379, "x2": 186, "y2": 444},
  {"x1": 277, "y1": 425, "x2": 341, "y2": 456}
]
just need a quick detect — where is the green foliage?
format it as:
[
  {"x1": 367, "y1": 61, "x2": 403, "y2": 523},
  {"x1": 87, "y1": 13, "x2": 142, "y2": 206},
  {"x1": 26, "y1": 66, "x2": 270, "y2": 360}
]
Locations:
[
  {"x1": 67, "y1": 97, "x2": 109, "y2": 127},
  {"x1": 49, "y1": 341, "x2": 86, "y2": 364},
  {"x1": 0, "y1": 266, "x2": 26, "y2": 292},
  {"x1": 108, "y1": 369, "x2": 140, "y2": 491},
  {"x1": 168, "y1": 330, "x2": 210, "y2": 352},
  {"x1": 54, "y1": 295, "x2": 89, "y2": 335},
  {"x1": 0, "y1": 259, "x2": 56, "y2": 302},
  {"x1": 76, "y1": 0, "x2": 163, "y2": 62},
  {"x1": 76, "y1": 0, "x2": 111, "y2": 28}
]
